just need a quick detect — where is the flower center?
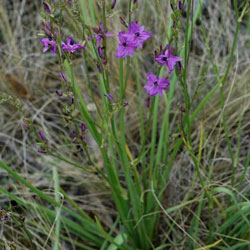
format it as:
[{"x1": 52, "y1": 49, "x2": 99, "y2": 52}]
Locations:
[
  {"x1": 153, "y1": 81, "x2": 158, "y2": 86},
  {"x1": 69, "y1": 39, "x2": 75, "y2": 46},
  {"x1": 122, "y1": 42, "x2": 127, "y2": 47},
  {"x1": 135, "y1": 32, "x2": 140, "y2": 37},
  {"x1": 162, "y1": 57, "x2": 168, "y2": 61}
]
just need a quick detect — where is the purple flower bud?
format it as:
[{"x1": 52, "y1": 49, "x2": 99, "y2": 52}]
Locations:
[
  {"x1": 38, "y1": 131, "x2": 46, "y2": 140},
  {"x1": 59, "y1": 72, "x2": 67, "y2": 82},
  {"x1": 119, "y1": 16, "x2": 127, "y2": 27},
  {"x1": 80, "y1": 123, "x2": 87, "y2": 132},
  {"x1": 160, "y1": 45, "x2": 163, "y2": 53},
  {"x1": 43, "y1": 1, "x2": 52, "y2": 14},
  {"x1": 93, "y1": 27, "x2": 100, "y2": 34},
  {"x1": 43, "y1": 20, "x2": 52, "y2": 36},
  {"x1": 1, "y1": 216, "x2": 10, "y2": 222},
  {"x1": 80, "y1": 135, "x2": 85, "y2": 140},
  {"x1": 23, "y1": 123, "x2": 30, "y2": 130},
  {"x1": 97, "y1": 46, "x2": 103, "y2": 58},
  {"x1": 38, "y1": 150, "x2": 47, "y2": 154},
  {"x1": 170, "y1": 3, "x2": 174, "y2": 11},
  {"x1": 101, "y1": 58, "x2": 108, "y2": 65},
  {"x1": 104, "y1": 94, "x2": 114, "y2": 100},
  {"x1": 123, "y1": 102, "x2": 128, "y2": 107},
  {"x1": 177, "y1": 61, "x2": 182, "y2": 72},
  {"x1": 96, "y1": 63, "x2": 103, "y2": 73},
  {"x1": 146, "y1": 97, "x2": 151, "y2": 108},
  {"x1": 178, "y1": 1, "x2": 184, "y2": 11},
  {"x1": 180, "y1": 105, "x2": 186, "y2": 112},
  {"x1": 133, "y1": 0, "x2": 138, "y2": 3},
  {"x1": 69, "y1": 98, "x2": 74, "y2": 105},
  {"x1": 73, "y1": 131, "x2": 78, "y2": 137},
  {"x1": 111, "y1": 0, "x2": 117, "y2": 9},
  {"x1": 56, "y1": 90, "x2": 63, "y2": 97},
  {"x1": 77, "y1": 146, "x2": 83, "y2": 152}
]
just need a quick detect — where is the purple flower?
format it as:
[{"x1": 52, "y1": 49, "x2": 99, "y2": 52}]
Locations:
[
  {"x1": 144, "y1": 73, "x2": 170, "y2": 96},
  {"x1": 104, "y1": 94, "x2": 114, "y2": 100},
  {"x1": 43, "y1": 1, "x2": 52, "y2": 14},
  {"x1": 80, "y1": 123, "x2": 87, "y2": 132},
  {"x1": 115, "y1": 31, "x2": 137, "y2": 58},
  {"x1": 40, "y1": 38, "x2": 57, "y2": 53},
  {"x1": 122, "y1": 102, "x2": 128, "y2": 107},
  {"x1": 38, "y1": 131, "x2": 46, "y2": 140},
  {"x1": 93, "y1": 22, "x2": 113, "y2": 48},
  {"x1": 62, "y1": 38, "x2": 85, "y2": 53},
  {"x1": 126, "y1": 22, "x2": 151, "y2": 48},
  {"x1": 155, "y1": 45, "x2": 182, "y2": 73}
]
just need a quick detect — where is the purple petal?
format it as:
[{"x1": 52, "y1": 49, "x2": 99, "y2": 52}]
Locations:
[{"x1": 105, "y1": 32, "x2": 113, "y2": 37}]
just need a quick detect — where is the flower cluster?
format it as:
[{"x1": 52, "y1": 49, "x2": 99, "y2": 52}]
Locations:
[
  {"x1": 40, "y1": 36, "x2": 85, "y2": 54},
  {"x1": 40, "y1": 0, "x2": 182, "y2": 99},
  {"x1": 115, "y1": 22, "x2": 151, "y2": 58},
  {"x1": 144, "y1": 45, "x2": 182, "y2": 97}
]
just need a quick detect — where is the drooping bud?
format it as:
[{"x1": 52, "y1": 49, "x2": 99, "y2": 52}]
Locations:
[
  {"x1": 119, "y1": 16, "x2": 128, "y2": 27},
  {"x1": 73, "y1": 131, "x2": 78, "y2": 137},
  {"x1": 38, "y1": 131, "x2": 46, "y2": 140},
  {"x1": 59, "y1": 72, "x2": 67, "y2": 82},
  {"x1": 56, "y1": 90, "x2": 63, "y2": 97},
  {"x1": 104, "y1": 94, "x2": 114, "y2": 100},
  {"x1": 111, "y1": 0, "x2": 117, "y2": 9},
  {"x1": 43, "y1": 1, "x2": 52, "y2": 14},
  {"x1": 80, "y1": 123, "x2": 87, "y2": 132}
]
